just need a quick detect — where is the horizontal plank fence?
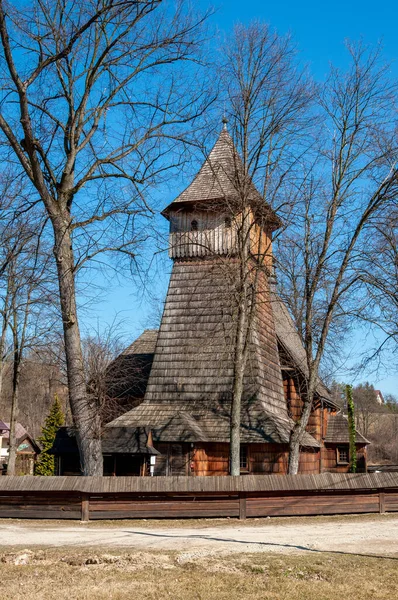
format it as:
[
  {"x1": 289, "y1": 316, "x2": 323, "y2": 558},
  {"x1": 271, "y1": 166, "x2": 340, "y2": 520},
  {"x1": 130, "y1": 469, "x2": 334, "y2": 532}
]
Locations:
[{"x1": 1, "y1": 473, "x2": 398, "y2": 521}]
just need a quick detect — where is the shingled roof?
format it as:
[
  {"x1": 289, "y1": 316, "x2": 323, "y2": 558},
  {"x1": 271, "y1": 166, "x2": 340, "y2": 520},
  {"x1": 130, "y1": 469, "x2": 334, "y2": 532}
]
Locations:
[
  {"x1": 114, "y1": 292, "x2": 334, "y2": 413},
  {"x1": 107, "y1": 260, "x2": 319, "y2": 448},
  {"x1": 104, "y1": 329, "x2": 158, "y2": 403},
  {"x1": 121, "y1": 329, "x2": 158, "y2": 355},
  {"x1": 271, "y1": 292, "x2": 332, "y2": 403},
  {"x1": 0, "y1": 420, "x2": 9, "y2": 433},
  {"x1": 325, "y1": 412, "x2": 369, "y2": 444},
  {"x1": 162, "y1": 127, "x2": 281, "y2": 229},
  {"x1": 107, "y1": 401, "x2": 320, "y2": 447}
]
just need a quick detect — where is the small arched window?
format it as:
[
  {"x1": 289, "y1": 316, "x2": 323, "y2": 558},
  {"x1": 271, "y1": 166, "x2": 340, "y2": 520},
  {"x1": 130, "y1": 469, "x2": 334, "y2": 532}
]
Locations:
[
  {"x1": 191, "y1": 219, "x2": 198, "y2": 232},
  {"x1": 225, "y1": 216, "x2": 232, "y2": 228}
]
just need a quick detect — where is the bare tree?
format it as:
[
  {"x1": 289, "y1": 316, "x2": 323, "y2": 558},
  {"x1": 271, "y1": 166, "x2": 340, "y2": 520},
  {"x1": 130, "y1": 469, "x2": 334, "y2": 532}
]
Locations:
[
  {"x1": 276, "y1": 42, "x2": 398, "y2": 473},
  {"x1": 0, "y1": 0, "x2": 214, "y2": 474},
  {"x1": 356, "y1": 213, "x2": 398, "y2": 366},
  {"x1": 369, "y1": 412, "x2": 398, "y2": 464},
  {"x1": 0, "y1": 178, "x2": 34, "y2": 399},
  {"x1": 1, "y1": 213, "x2": 55, "y2": 475},
  {"x1": 0, "y1": 357, "x2": 69, "y2": 438},
  {"x1": 352, "y1": 382, "x2": 382, "y2": 439},
  {"x1": 82, "y1": 320, "x2": 128, "y2": 424},
  {"x1": 218, "y1": 22, "x2": 313, "y2": 474},
  {"x1": 362, "y1": 394, "x2": 398, "y2": 465},
  {"x1": 6, "y1": 261, "x2": 31, "y2": 475},
  {"x1": 0, "y1": 267, "x2": 11, "y2": 402}
]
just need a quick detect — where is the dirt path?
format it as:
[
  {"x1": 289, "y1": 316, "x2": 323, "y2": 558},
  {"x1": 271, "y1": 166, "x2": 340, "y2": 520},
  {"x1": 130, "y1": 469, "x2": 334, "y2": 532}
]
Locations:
[{"x1": 2, "y1": 516, "x2": 398, "y2": 557}]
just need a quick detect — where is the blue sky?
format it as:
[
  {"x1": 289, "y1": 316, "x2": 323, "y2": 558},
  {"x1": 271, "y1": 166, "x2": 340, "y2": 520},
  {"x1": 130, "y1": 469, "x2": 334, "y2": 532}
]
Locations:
[
  {"x1": 210, "y1": 0, "x2": 398, "y2": 79},
  {"x1": 79, "y1": 0, "x2": 398, "y2": 395}
]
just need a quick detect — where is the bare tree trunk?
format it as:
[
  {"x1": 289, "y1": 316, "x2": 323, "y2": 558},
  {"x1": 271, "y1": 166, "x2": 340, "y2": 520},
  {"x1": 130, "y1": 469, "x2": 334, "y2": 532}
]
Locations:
[
  {"x1": 6, "y1": 295, "x2": 21, "y2": 476},
  {"x1": 52, "y1": 214, "x2": 102, "y2": 476},
  {"x1": 0, "y1": 278, "x2": 10, "y2": 402},
  {"x1": 0, "y1": 314, "x2": 7, "y2": 402},
  {"x1": 288, "y1": 376, "x2": 317, "y2": 474},
  {"x1": 220, "y1": 23, "x2": 313, "y2": 475},
  {"x1": 6, "y1": 358, "x2": 20, "y2": 476},
  {"x1": 230, "y1": 299, "x2": 247, "y2": 475},
  {"x1": 230, "y1": 208, "x2": 251, "y2": 476}
]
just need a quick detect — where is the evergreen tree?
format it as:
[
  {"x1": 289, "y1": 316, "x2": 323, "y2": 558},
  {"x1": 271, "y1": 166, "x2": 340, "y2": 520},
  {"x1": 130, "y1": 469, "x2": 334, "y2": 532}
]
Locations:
[{"x1": 35, "y1": 395, "x2": 65, "y2": 476}]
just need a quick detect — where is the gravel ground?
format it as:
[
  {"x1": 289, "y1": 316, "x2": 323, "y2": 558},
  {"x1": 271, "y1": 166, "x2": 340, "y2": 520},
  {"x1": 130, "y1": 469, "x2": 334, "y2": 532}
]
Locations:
[{"x1": 2, "y1": 515, "x2": 398, "y2": 557}]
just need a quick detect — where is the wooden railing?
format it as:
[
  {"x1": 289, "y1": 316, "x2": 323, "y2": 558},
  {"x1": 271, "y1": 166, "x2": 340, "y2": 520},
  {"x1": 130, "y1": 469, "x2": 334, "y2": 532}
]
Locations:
[{"x1": 0, "y1": 473, "x2": 397, "y2": 521}]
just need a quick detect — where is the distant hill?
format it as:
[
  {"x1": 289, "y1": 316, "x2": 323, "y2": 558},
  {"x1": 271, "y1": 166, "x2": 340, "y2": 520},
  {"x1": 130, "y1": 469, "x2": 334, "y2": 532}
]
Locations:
[{"x1": 0, "y1": 360, "x2": 69, "y2": 439}]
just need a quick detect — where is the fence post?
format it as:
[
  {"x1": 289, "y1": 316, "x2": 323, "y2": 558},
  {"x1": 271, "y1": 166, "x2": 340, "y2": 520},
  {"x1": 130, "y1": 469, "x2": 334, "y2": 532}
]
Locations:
[
  {"x1": 379, "y1": 490, "x2": 385, "y2": 514},
  {"x1": 239, "y1": 493, "x2": 247, "y2": 520},
  {"x1": 81, "y1": 494, "x2": 90, "y2": 522}
]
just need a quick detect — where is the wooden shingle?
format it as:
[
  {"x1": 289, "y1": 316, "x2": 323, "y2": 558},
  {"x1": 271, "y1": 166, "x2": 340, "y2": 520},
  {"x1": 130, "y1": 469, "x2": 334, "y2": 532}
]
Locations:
[
  {"x1": 325, "y1": 412, "x2": 369, "y2": 444},
  {"x1": 108, "y1": 259, "x2": 319, "y2": 447},
  {"x1": 162, "y1": 128, "x2": 281, "y2": 230}
]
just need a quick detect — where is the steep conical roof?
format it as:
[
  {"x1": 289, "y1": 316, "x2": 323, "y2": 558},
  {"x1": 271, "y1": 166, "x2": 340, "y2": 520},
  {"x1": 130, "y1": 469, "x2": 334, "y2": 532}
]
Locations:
[{"x1": 163, "y1": 127, "x2": 281, "y2": 229}]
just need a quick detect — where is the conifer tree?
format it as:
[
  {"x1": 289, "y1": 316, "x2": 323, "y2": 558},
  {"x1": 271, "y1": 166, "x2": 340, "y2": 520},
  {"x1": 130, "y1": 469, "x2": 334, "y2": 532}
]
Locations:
[{"x1": 35, "y1": 395, "x2": 65, "y2": 476}]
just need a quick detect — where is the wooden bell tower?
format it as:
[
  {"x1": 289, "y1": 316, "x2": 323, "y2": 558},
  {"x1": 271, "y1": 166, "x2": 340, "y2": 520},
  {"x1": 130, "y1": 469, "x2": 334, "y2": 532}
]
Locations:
[{"x1": 162, "y1": 125, "x2": 280, "y2": 270}]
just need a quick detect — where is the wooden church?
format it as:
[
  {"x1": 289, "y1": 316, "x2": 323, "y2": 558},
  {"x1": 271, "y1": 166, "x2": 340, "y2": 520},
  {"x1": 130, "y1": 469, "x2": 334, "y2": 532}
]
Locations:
[{"x1": 53, "y1": 125, "x2": 368, "y2": 476}]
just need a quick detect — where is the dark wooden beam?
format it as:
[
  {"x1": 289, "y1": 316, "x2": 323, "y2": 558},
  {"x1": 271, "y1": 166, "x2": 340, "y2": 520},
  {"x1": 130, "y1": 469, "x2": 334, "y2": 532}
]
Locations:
[
  {"x1": 239, "y1": 493, "x2": 247, "y2": 520},
  {"x1": 81, "y1": 493, "x2": 90, "y2": 522},
  {"x1": 379, "y1": 490, "x2": 385, "y2": 514}
]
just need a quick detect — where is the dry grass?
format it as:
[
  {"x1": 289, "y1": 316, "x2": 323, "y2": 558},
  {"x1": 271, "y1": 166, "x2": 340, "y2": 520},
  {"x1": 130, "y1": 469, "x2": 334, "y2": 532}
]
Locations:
[{"x1": 1, "y1": 547, "x2": 398, "y2": 600}]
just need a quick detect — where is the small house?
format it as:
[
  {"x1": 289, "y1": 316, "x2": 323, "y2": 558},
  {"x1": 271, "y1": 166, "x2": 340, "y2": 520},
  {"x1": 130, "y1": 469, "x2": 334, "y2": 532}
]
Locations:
[{"x1": 0, "y1": 421, "x2": 40, "y2": 475}]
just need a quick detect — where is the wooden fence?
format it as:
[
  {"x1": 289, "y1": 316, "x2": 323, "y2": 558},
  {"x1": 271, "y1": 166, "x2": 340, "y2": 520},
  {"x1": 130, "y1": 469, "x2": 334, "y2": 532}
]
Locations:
[{"x1": 0, "y1": 473, "x2": 398, "y2": 521}]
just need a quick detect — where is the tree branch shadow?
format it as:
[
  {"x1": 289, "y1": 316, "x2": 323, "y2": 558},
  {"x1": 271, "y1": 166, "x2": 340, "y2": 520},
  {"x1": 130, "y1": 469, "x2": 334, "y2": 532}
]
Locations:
[{"x1": 121, "y1": 529, "x2": 398, "y2": 560}]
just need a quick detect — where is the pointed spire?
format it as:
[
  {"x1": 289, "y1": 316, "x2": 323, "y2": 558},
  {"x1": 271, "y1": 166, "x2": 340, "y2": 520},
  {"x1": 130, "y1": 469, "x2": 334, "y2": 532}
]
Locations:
[
  {"x1": 161, "y1": 121, "x2": 282, "y2": 232},
  {"x1": 162, "y1": 125, "x2": 243, "y2": 212}
]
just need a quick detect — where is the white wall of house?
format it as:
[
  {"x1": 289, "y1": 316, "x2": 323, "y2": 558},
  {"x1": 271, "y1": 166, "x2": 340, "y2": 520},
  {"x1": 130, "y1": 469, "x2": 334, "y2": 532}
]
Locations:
[
  {"x1": 0, "y1": 434, "x2": 9, "y2": 458},
  {"x1": 376, "y1": 391, "x2": 384, "y2": 405}
]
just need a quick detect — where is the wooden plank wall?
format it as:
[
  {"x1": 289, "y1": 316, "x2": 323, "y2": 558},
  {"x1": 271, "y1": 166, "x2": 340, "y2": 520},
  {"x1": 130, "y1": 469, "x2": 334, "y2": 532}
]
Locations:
[
  {"x1": 0, "y1": 492, "x2": 81, "y2": 519},
  {"x1": 193, "y1": 444, "x2": 321, "y2": 476},
  {"x1": 298, "y1": 449, "x2": 321, "y2": 474},
  {"x1": 283, "y1": 377, "x2": 322, "y2": 441},
  {"x1": 245, "y1": 490, "x2": 381, "y2": 518},
  {"x1": 193, "y1": 443, "x2": 229, "y2": 476},
  {"x1": 0, "y1": 487, "x2": 397, "y2": 521},
  {"x1": 249, "y1": 222, "x2": 272, "y2": 268},
  {"x1": 169, "y1": 209, "x2": 272, "y2": 264},
  {"x1": 322, "y1": 445, "x2": 367, "y2": 474},
  {"x1": 89, "y1": 494, "x2": 240, "y2": 519},
  {"x1": 385, "y1": 492, "x2": 398, "y2": 512},
  {"x1": 169, "y1": 210, "x2": 237, "y2": 259},
  {"x1": 250, "y1": 444, "x2": 288, "y2": 474},
  {"x1": 154, "y1": 443, "x2": 191, "y2": 476}
]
